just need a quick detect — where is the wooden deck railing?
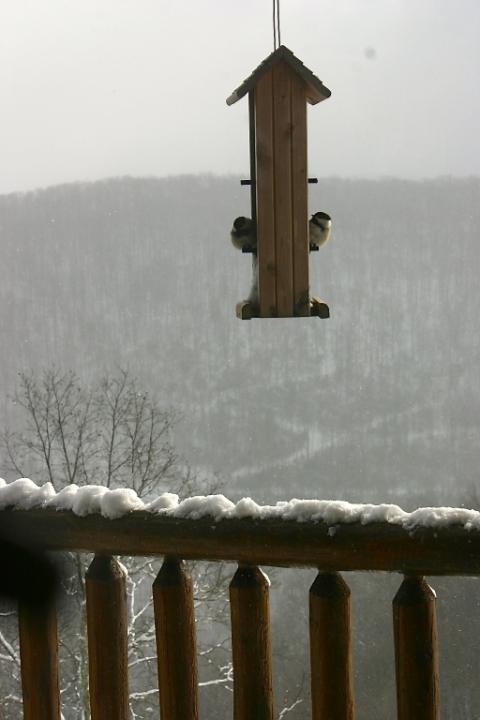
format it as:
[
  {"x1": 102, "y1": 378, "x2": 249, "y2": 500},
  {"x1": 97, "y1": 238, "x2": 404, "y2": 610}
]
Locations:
[{"x1": 2, "y1": 506, "x2": 480, "y2": 720}]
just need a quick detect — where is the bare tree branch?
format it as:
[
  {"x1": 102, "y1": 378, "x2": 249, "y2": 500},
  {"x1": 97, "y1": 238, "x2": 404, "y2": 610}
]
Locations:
[{"x1": 0, "y1": 366, "x2": 231, "y2": 719}]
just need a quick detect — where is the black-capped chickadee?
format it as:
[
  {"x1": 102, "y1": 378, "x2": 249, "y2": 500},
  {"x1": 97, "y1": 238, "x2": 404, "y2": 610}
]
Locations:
[
  {"x1": 309, "y1": 212, "x2": 331, "y2": 250},
  {"x1": 231, "y1": 216, "x2": 256, "y2": 250}
]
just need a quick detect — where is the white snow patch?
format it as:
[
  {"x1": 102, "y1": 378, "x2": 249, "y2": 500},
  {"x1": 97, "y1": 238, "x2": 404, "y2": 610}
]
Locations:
[
  {"x1": 66, "y1": 485, "x2": 108, "y2": 517},
  {"x1": 116, "y1": 559, "x2": 129, "y2": 577},
  {"x1": 148, "y1": 492, "x2": 180, "y2": 512},
  {"x1": 170, "y1": 494, "x2": 236, "y2": 521},
  {"x1": 53, "y1": 483, "x2": 84, "y2": 509},
  {"x1": 0, "y1": 479, "x2": 143, "y2": 519},
  {"x1": 259, "y1": 567, "x2": 271, "y2": 587},
  {"x1": 0, "y1": 479, "x2": 480, "y2": 531},
  {"x1": 0, "y1": 478, "x2": 48, "y2": 510},
  {"x1": 98, "y1": 488, "x2": 144, "y2": 520}
]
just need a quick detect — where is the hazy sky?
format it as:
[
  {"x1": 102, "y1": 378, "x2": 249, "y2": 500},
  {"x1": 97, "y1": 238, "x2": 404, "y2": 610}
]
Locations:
[{"x1": 1, "y1": 0, "x2": 479, "y2": 194}]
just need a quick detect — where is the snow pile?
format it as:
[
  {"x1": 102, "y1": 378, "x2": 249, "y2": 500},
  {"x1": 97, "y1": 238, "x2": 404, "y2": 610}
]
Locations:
[
  {"x1": 1, "y1": 478, "x2": 480, "y2": 531},
  {"x1": 0, "y1": 478, "x2": 144, "y2": 520}
]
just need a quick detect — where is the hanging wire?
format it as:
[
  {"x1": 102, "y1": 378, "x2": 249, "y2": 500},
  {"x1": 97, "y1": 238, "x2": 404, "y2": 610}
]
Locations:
[
  {"x1": 273, "y1": 0, "x2": 281, "y2": 50},
  {"x1": 276, "y1": 0, "x2": 281, "y2": 48}
]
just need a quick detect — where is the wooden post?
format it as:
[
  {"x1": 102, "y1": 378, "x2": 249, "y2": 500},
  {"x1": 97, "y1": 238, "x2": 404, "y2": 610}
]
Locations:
[
  {"x1": 393, "y1": 575, "x2": 440, "y2": 720},
  {"x1": 272, "y1": 60, "x2": 294, "y2": 318},
  {"x1": 229, "y1": 565, "x2": 274, "y2": 720},
  {"x1": 290, "y1": 72, "x2": 309, "y2": 317},
  {"x1": 85, "y1": 555, "x2": 129, "y2": 720},
  {"x1": 248, "y1": 90, "x2": 257, "y2": 231},
  {"x1": 18, "y1": 596, "x2": 61, "y2": 720},
  {"x1": 255, "y1": 70, "x2": 276, "y2": 317},
  {"x1": 254, "y1": 60, "x2": 310, "y2": 318},
  {"x1": 309, "y1": 571, "x2": 355, "y2": 720},
  {"x1": 153, "y1": 558, "x2": 199, "y2": 720}
]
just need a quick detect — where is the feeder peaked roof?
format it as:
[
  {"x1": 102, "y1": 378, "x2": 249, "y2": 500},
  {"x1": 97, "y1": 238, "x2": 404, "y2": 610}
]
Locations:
[{"x1": 226, "y1": 45, "x2": 331, "y2": 107}]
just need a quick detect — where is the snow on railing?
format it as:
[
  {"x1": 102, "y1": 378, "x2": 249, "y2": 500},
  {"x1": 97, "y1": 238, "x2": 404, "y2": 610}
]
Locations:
[
  {"x1": 2, "y1": 478, "x2": 480, "y2": 720},
  {"x1": 2, "y1": 476, "x2": 480, "y2": 530}
]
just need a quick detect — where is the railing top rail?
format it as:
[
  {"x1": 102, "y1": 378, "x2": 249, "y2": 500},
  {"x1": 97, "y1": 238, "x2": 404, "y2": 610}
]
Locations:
[{"x1": 1, "y1": 507, "x2": 480, "y2": 576}]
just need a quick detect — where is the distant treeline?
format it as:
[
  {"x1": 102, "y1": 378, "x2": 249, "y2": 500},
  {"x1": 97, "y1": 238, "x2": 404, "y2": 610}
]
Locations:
[{"x1": 0, "y1": 175, "x2": 479, "y2": 506}]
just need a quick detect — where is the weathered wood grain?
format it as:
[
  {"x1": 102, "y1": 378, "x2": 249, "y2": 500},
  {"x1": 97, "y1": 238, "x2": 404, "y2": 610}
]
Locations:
[
  {"x1": 86, "y1": 555, "x2": 129, "y2": 720},
  {"x1": 1, "y1": 509, "x2": 480, "y2": 575},
  {"x1": 255, "y1": 70, "x2": 276, "y2": 317},
  {"x1": 309, "y1": 572, "x2": 355, "y2": 720},
  {"x1": 290, "y1": 71, "x2": 310, "y2": 317},
  {"x1": 18, "y1": 595, "x2": 61, "y2": 720},
  {"x1": 393, "y1": 575, "x2": 440, "y2": 720},
  {"x1": 153, "y1": 559, "x2": 199, "y2": 720},
  {"x1": 272, "y1": 59, "x2": 294, "y2": 317},
  {"x1": 248, "y1": 90, "x2": 257, "y2": 230},
  {"x1": 230, "y1": 565, "x2": 274, "y2": 720}
]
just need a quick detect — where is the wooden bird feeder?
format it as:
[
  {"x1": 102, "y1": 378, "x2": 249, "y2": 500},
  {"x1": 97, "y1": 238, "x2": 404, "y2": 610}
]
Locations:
[{"x1": 227, "y1": 45, "x2": 331, "y2": 319}]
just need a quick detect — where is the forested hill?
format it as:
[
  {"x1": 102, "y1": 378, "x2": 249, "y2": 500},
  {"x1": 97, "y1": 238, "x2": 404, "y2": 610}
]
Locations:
[{"x1": 1, "y1": 175, "x2": 479, "y2": 507}]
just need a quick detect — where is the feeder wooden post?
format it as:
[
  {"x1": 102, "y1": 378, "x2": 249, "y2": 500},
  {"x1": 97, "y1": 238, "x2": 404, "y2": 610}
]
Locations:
[
  {"x1": 291, "y1": 71, "x2": 310, "y2": 317},
  {"x1": 227, "y1": 45, "x2": 331, "y2": 318},
  {"x1": 255, "y1": 70, "x2": 276, "y2": 316},
  {"x1": 255, "y1": 60, "x2": 310, "y2": 317}
]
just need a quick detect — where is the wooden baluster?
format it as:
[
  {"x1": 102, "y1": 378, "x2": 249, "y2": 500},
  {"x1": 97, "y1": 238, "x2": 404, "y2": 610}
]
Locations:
[
  {"x1": 153, "y1": 558, "x2": 199, "y2": 720},
  {"x1": 18, "y1": 595, "x2": 61, "y2": 720},
  {"x1": 85, "y1": 555, "x2": 129, "y2": 720},
  {"x1": 393, "y1": 574, "x2": 440, "y2": 720},
  {"x1": 229, "y1": 564, "x2": 274, "y2": 720},
  {"x1": 309, "y1": 571, "x2": 355, "y2": 720}
]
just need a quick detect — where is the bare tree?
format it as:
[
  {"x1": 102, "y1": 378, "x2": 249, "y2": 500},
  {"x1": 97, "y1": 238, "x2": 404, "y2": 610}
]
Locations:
[
  {"x1": 0, "y1": 367, "x2": 231, "y2": 720},
  {"x1": 1, "y1": 367, "x2": 182, "y2": 496}
]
